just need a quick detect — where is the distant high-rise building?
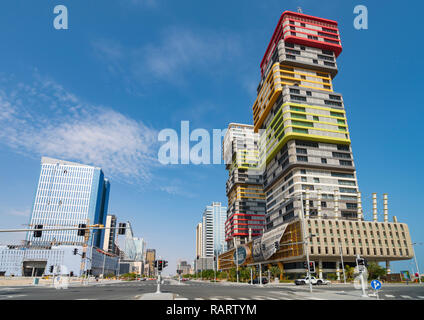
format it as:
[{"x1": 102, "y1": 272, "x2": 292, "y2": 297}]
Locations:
[
  {"x1": 177, "y1": 260, "x2": 192, "y2": 275},
  {"x1": 145, "y1": 249, "x2": 156, "y2": 277},
  {"x1": 195, "y1": 222, "x2": 203, "y2": 258},
  {"x1": 133, "y1": 237, "x2": 146, "y2": 262},
  {"x1": 103, "y1": 214, "x2": 117, "y2": 254},
  {"x1": 223, "y1": 123, "x2": 266, "y2": 248},
  {"x1": 202, "y1": 202, "x2": 227, "y2": 257},
  {"x1": 26, "y1": 157, "x2": 110, "y2": 248}
]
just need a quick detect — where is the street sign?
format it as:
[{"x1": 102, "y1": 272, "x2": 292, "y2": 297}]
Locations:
[
  {"x1": 400, "y1": 270, "x2": 411, "y2": 281},
  {"x1": 371, "y1": 280, "x2": 382, "y2": 290}
]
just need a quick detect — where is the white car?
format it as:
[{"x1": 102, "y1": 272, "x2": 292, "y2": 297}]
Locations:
[{"x1": 295, "y1": 276, "x2": 330, "y2": 285}]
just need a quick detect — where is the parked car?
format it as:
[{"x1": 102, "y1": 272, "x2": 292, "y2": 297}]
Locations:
[
  {"x1": 249, "y1": 277, "x2": 268, "y2": 284},
  {"x1": 295, "y1": 276, "x2": 330, "y2": 285}
]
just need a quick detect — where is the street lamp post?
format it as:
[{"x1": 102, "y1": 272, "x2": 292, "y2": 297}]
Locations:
[
  {"x1": 233, "y1": 238, "x2": 239, "y2": 283},
  {"x1": 300, "y1": 192, "x2": 313, "y2": 293},
  {"x1": 339, "y1": 244, "x2": 347, "y2": 284},
  {"x1": 101, "y1": 251, "x2": 106, "y2": 279}
]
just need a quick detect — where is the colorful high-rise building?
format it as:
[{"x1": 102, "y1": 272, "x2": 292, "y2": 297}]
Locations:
[
  {"x1": 223, "y1": 124, "x2": 266, "y2": 248},
  {"x1": 218, "y1": 10, "x2": 414, "y2": 279},
  {"x1": 254, "y1": 11, "x2": 360, "y2": 229}
]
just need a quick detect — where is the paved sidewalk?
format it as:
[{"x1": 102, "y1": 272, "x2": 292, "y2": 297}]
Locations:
[{"x1": 137, "y1": 292, "x2": 187, "y2": 300}]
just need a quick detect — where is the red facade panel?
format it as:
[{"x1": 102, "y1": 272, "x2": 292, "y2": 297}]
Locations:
[{"x1": 260, "y1": 11, "x2": 342, "y2": 77}]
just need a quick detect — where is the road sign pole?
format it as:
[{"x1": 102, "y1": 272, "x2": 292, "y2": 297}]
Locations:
[
  {"x1": 156, "y1": 271, "x2": 161, "y2": 293},
  {"x1": 371, "y1": 280, "x2": 382, "y2": 299}
]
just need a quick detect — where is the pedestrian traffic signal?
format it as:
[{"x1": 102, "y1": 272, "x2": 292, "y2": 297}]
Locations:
[
  {"x1": 34, "y1": 225, "x2": 43, "y2": 238},
  {"x1": 164, "y1": 261, "x2": 168, "y2": 268},
  {"x1": 73, "y1": 248, "x2": 78, "y2": 255},
  {"x1": 154, "y1": 260, "x2": 158, "y2": 267},
  {"x1": 49, "y1": 265, "x2": 54, "y2": 273},
  {"x1": 77, "y1": 224, "x2": 86, "y2": 236},
  {"x1": 309, "y1": 261, "x2": 315, "y2": 273},
  {"x1": 356, "y1": 257, "x2": 365, "y2": 266},
  {"x1": 118, "y1": 223, "x2": 126, "y2": 235}
]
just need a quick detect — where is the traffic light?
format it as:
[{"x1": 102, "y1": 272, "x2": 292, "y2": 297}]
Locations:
[
  {"x1": 309, "y1": 261, "x2": 315, "y2": 273},
  {"x1": 154, "y1": 260, "x2": 158, "y2": 268},
  {"x1": 118, "y1": 223, "x2": 126, "y2": 235},
  {"x1": 73, "y1": 248, "x2": 78, "y2": 255},
  {"x1": 163, "y1": 261, "x2": 168, "y2": 268},
  {"x1": 70, "y1": 271, "x2": 74, "y2": 277},
  {"x1": 356, "y1": 257, "x2": 365, "y2": 266},
  {"x1": 158, "y1": 260, "x2": 163, "y2": 271},
  {"x1": 77, "y1": 224, "x2": 86, "y2": 236},
  {"x1": 33, "y1": 225, "x2": 43, "y2": 238},
  {"x1": 82, "y1": 252, "x2": 86, "y2": 259},
  {"x1": 49, "y1": 265, "x2": 54, "y2": 273}
]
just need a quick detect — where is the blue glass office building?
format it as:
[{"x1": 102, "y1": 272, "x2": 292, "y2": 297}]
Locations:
[{"x1": 26, "y1": 157, "x2": 110, "y2": 248}]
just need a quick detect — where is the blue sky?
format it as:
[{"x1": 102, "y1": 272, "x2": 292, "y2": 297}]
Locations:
[{"x1": 0, "y1": 0, "x2": 423, "y2": 276}]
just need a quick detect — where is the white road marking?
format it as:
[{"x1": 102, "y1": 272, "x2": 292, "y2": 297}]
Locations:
[
  {"x1": 237, "y1": 297, "x2": 249, "y2": 300},
  {"x1": 251, "y1": 296, "x2": 266, "y2": 300},
  {"x1": 400, "y1": 295, "x2": 413, "y2": 299},
  {"x1": 0, "y1": 294, "x2": 27, "y2": 299},
  {"x1": 268, "y1": 291, "x2": 290, "y2": 295},
  {"x1": 223, "y1": 297, "x2": 235, "y2": 300},
  {"x1": 417, "y1": 296, "x2": 424, "y2": 299},
  {"x1": 194, "y1": 298, "x2": 204, "y2": 300},
  {"x1": 385, "y1": 294, "x2": 395, "y2": 298},
  {"x1": 308, "y1": 297, "x2": 324, "y2": 300},
  {"x1": 0, "y1": 287, "x2": 23, "y2": 291}
]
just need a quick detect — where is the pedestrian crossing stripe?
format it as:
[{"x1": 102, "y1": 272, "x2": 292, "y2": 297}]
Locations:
[{"x1": 400, "y1": 295, "x2": 413, "y2": 299}]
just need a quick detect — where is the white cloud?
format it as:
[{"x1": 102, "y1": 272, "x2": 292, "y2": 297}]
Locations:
[
  {"x1": 91, "y1": 28, "x2": 242, "y2": 84},
  {"x1": 0, "y1": 73, "x2": 159, "y2": 184},
  {"x1": 159, "y1": 185, "x2": 196, "y2": 198}
]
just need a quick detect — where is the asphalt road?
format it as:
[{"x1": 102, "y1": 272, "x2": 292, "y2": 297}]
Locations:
[{"x1": 0, "y1": 280, "x2": 423, "y2": 300}]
